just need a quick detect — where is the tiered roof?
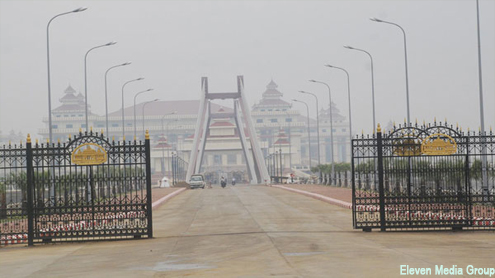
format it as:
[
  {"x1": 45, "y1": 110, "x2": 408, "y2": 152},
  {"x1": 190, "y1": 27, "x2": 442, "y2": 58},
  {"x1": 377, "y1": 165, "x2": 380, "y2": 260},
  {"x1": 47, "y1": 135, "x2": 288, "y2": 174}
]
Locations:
[
  {"x1": 252, "y1": 80, "x2": 291, "y2": 110},
  {"x1": 53, "y1": 85, "x2": 89, "y2": 113}
]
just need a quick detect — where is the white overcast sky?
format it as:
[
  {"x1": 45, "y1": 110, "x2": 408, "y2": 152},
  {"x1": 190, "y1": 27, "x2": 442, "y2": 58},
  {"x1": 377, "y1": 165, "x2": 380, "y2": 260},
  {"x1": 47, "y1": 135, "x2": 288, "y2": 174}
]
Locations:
[{"x1": 0, "y1": 0, "x2": 494, "y2": 137}]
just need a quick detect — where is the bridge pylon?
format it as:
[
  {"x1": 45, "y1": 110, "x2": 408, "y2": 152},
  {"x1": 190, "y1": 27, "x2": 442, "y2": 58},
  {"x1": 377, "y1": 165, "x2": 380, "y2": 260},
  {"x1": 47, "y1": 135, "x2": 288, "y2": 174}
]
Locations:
[{"x1": 186, "y1": 76, "x2": 270, "y2": 184}]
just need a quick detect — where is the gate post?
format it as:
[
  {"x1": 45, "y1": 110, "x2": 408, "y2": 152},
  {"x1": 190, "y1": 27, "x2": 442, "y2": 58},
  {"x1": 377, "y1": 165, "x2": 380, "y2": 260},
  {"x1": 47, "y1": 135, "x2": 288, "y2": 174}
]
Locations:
[
  {"x1": 145, "y1": 131, "x2": 153, "y2": 238},
  {"x1": 26, "y1": 134, "x2": 34, "y2": 246},
  {"x1": 376, "y1": 125, "x2": 386, "y2": 231}
]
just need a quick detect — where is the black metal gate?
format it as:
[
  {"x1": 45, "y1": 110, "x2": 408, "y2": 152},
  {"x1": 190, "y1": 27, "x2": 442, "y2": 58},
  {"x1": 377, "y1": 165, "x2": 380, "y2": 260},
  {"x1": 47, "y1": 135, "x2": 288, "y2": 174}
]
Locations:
[
  {"x1": 352, "y1": 122, "x2": 495, "y2": 231},
  {"x1": 1, "y1": 130, "x2": 152, "y2": 245}
]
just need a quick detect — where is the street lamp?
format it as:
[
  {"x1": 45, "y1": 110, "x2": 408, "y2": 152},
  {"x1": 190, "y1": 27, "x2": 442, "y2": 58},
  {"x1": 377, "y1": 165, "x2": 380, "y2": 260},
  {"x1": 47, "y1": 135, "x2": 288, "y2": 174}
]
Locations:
[
  {"x1": 46, "y1": 7, "x2": 87, "y2": 143},
  {"x1": 299, "y1": 90, "x2": 321, "y2": 167},
  {"x1": 370, "y1": 17, "x2": 410, "y2": 124},
  {"x1": 133, "y1": 89, "x2": 154, "y2": 139},
  {"x1": 104, "y1": 62, "x2": 131, "y2": 137},
  {"x1": 308, "y1": 79, "x2": 336, "y2": 181},
  {"x1": 161, "y1": 112, "x2": 178, "y2": 175},
  {"x1": 292, "y1": 99, "x2": 312, "y2": 170},
  {"x1": 285, "y1": 111, "x2": 292, "y2": 170},
  {"x1": 121, "y1": 78, "x2": 144, "y2": 140},
  {"x1": 475, "y1": 0, "x2": 488, "y2": 195},
  {"x1": 142, "y1": 99, "x2": 159, "y2": 136},
  {"x1": 344, "y1": 45, "x2": 376, "y2": 130},
  {"x1": 84, "y1": 41, "x2": 117, "y2": 131}
]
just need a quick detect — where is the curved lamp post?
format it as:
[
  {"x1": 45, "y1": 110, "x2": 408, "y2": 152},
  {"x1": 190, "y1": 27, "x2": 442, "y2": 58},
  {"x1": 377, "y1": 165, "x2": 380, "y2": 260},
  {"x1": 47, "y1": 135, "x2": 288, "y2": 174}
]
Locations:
[
  {"x1": 84, "y1": 41, "x2": 117, "y2": 130},
  {"x1": 309, "y1": 79, "x2": 336, "y2": 181},
  {"x1": 142, "y1": 99, "x2": 159, "y2": 137},
  {"x1": 160, "y1": 112, "x2": 178, "y2": 175},
  {"x1": 292, "y1": 99, "x2": 312, "y2": 170},
  {"x1": 46, "y1": 7, "x2": 87, "y2": 143},
  {"x1": 104, "y1": 62, "x2": 131, "y2": 137},
  {"x1": 299, "y1": 90, "x2": 320, "y2": 167},
  {"x1": 121, "y1": 78, "x2": 144, "y2": 140},
  {"x1": 133, "y1": 88, "x2": 154, "y2": 139},
  {"x1": 344, "y1": 45, "x2": 376, "y2": 130},
  {"x1": 370, "y1": 17, "x2": 410, "y2": 124}
]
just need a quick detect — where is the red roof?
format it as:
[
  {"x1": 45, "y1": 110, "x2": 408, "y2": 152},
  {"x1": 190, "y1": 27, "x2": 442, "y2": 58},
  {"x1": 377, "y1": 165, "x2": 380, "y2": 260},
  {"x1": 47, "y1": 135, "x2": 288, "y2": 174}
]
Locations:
[
  {"x1": 108, "y1": 100, "x2": 233, "y2": 117},
  {"x1": 210, "y1": 121, "x2": 235, "y2": 127}
]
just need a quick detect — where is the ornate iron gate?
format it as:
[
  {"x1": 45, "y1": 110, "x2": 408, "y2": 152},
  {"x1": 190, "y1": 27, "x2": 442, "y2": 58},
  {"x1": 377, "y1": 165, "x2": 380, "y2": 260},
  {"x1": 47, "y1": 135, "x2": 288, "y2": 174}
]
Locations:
[
  {"x1": 352, "y1": 122, "x2": 495, "y2": 231},
  {"x1": 1, "y1": 130, "x2": 152, "y2": 245}
]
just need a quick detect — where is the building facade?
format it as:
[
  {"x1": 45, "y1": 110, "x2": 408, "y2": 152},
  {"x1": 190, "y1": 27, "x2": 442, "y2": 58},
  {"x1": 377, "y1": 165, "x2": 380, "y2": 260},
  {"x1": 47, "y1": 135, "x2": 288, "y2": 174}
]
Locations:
[{"x1": 40, "y1": 81, "x2": 351, "y2": 179}]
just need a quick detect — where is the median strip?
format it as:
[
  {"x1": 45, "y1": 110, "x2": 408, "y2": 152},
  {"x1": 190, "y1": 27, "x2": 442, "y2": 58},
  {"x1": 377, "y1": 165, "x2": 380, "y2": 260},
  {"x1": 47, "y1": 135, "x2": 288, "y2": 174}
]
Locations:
[
  {"x1": 271, "y1": 185, "x2": 352, "y2": 209},
  {"x1": 152, "y1": 188, "x2": 187, "y2": 209}
]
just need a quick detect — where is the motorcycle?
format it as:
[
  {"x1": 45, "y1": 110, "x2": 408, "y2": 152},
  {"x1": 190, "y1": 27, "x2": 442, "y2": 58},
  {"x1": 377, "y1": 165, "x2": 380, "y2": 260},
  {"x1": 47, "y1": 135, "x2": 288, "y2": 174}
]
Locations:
[
  {"x1": 221, "y1": 180, "x2": 226, "y2": 188},
  {"x1": 231, "y1": 180, "x2": 236, "y2": 186}
]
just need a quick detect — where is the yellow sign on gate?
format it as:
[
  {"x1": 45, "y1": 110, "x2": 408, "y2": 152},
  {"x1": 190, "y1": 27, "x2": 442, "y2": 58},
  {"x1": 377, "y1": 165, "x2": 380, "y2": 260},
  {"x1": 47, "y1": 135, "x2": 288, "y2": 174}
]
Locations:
[
  {"x1": 71, "y1": 143, "x2": 107, "y2": 165},
  {"x1": 421, "y1": 133, "x2": 457, "y2": 155}
]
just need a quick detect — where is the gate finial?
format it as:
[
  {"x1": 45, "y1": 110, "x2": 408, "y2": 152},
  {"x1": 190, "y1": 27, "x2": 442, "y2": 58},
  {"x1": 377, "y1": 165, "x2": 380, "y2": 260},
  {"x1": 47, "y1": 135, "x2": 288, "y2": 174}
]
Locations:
[
  {"x1": 27, "y1": 134, "x2": 31, "y2": 143},
  {"x1": 145, "y1": 130, "x2": 150, "y2": 140},
  {"x1": 377, "y1": 123, "x2": 381, "y2": 133}
]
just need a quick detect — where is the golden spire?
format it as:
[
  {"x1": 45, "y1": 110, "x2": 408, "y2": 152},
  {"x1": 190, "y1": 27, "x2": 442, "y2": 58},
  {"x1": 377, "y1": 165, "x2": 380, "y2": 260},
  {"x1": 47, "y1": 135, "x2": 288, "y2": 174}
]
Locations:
[
  {"x1": 58, "y1": 138, "x2": 61, "y2": 143},
  {"x1": 36, "y1": 139, "x2": 39, "y2": 144},
  {"x1": 145, "y1": 130, "x2": 150, "y2": 140},
  {"x1": 90, "y1": 126, "x2": 93, "y2": 132},
  {"x1": 47, "y1": 138, "x2": 50, "y2": 143},
  {"x1": 79, "y1": 128, "x2": 82, "y2": 133},
  {"x1": 27, "y1": 134, "x2": 31, "y2": 144},
  {"x1": 101, "y1": 129, "x2": 104, "y2": 135},
  {"x1": 377, "y1": 123, "x2": 381, "y2": 133},
  {"x1": 123, "y1": 135, "x2": 126, "y2": 141},
  {"x1": 134, "y1": 136, "x2": 137, "y2": 141},
  {"x1": 68, "y1": 134, "x2": 71, "y2": 140},
  {"x1": 434, "y1": 117, "x2": 437, "y2": 122},
  {"x1": 112, "y1": 136, "x2": 115, "y2": 142}
]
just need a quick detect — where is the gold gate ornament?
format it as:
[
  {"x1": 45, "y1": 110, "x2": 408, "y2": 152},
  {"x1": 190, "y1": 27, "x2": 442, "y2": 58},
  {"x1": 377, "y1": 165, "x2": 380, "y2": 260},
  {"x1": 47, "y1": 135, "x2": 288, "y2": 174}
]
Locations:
[
  {"x1": 71, "y1": 143, "x2": 108, "y2": 165},
  {"x1": 421, "y1": 133, "x2": 457, "y2": 155}
]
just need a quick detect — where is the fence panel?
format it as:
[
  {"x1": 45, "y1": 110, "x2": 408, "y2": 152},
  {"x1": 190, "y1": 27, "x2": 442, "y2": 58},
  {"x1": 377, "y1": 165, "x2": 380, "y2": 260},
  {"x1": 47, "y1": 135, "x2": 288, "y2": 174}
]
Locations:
[{"x1": 352, "y1": 122, "x2": 495, "y2": 231}]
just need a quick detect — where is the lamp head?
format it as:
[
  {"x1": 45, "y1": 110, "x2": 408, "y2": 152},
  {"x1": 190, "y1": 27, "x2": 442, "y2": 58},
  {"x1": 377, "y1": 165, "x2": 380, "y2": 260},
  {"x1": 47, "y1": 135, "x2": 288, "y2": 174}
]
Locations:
[
  {"x1": 147, "y1": 88, "x2": 154, "y2": 92},
  {"x1": 298, "y1": 90, "x2": 307, "y2": 94},
  {"x1": 370, "y1": 17, "x2": 382, "y2": 22},
  {"x1": 309, "y1": 80, "x2": 317, "y2": 83},
  {"x1": 344, "y1": 45, "x2": 353, "y2": 49},
  {"x1": 137, "y1": 77, "x2": 144, "y2": 81},
  {"x1": 291, "y1": 99, "x2": 298, "y2": 102},
  {"x1": 72, "y1": 7, "x2": 87, "y2": 12},
  {"x1": 122, "y1": 62, "x2": 131, "y2": 66},
  {"x1": 106, "y1": 41, "x2": 117, "y2": 46},
  {"x1": 325, "y1": 64, "x2": 334, "y2": 68}
]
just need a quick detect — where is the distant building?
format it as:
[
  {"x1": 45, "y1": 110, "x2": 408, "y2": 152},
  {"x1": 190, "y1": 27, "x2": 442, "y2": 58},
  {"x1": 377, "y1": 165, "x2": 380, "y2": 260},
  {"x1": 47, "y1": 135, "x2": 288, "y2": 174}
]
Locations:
[{"x1": 40, "y1": 80, "x2": 351, "y2": 180}]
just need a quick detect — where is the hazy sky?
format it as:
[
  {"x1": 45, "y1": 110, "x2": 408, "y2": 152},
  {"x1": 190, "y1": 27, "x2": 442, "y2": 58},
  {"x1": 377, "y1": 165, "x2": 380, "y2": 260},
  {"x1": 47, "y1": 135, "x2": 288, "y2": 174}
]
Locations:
[{"x1": 0, "y1": 0, "x2": 494, "y2": 137}]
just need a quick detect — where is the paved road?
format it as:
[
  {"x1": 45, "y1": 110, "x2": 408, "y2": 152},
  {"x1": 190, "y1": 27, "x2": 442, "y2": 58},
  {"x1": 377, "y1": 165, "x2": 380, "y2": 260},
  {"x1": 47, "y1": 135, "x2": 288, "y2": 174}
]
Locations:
[{"x1": 1, "y1": 185, "x2": 494, "y2": 277}]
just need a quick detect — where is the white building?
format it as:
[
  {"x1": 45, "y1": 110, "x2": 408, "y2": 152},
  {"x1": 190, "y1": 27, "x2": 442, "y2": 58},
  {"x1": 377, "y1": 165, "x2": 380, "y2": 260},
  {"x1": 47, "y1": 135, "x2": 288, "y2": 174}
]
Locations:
[{"x1": 40, "y1": 81, "x2": 351, "y2": 182}]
